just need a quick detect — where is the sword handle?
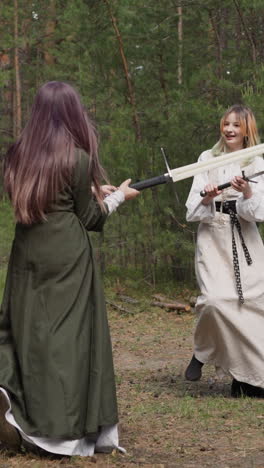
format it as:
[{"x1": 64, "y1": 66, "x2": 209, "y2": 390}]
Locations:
[
  {"x1": 200, "y1": 171, "x2": 252, "y2": 196},
  {"x1": 200, "y1": 181, "x2": 231, "y2": 197},
  {"x1": 130, "y1": 174, "x2": 170, "y2": 191}
]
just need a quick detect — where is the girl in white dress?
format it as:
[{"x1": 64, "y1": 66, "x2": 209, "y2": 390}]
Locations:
[{"x1": 185, "y1": 104, "x2": 264, "y2": 397}]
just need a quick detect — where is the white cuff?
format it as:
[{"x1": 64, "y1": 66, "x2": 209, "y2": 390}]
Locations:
[
  {"x1": 104, "y1": 190, "x2": 125, "y2": 215},
  {"x1": 237, "y1": 191, "x2": 264, "y2": 222},
  {"x1": 186, "y1": 199, "x2": 216, "y2": 223}
]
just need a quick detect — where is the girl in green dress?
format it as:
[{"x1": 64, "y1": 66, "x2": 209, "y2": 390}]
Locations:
[{"x1": 0, "y1": 81, "x2": 139, "y2": 456}]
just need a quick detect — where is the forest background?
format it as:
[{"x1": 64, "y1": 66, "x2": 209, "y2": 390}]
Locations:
[{"x1": 1, "y1": 0, "x2": 264, "y2": 288}]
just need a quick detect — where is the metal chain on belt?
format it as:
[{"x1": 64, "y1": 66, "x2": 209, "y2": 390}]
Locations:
[{"x1": 224, "y1": 202, "x2": 253, "y2": 303}]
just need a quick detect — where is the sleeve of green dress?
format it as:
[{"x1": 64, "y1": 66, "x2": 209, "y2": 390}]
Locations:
[{"x1": 72, "y1": 150, "x2": 108, "y2": 232}]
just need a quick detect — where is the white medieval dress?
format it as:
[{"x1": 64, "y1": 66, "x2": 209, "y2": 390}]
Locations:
[{"x1": 186, "y1": 150, "x2": 264, "y2": 389}]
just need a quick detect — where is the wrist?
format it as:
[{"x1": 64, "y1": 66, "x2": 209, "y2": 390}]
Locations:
[
  {"x1": 243, "y1": 188, "x2": 252, "y2": 200},
  {"x1": 114, "y1": 189, "x2": 125, "y2": 201},
  {"x1": 202, "y1": 195, "x2": 214, "y2": 206}
]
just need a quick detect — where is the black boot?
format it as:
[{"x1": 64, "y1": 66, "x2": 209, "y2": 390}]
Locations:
[
  {"x1": 231, "y1": 379, "x2": 264, "y2": 398},
  {"x1": 185, "y1": 355, "x2": 204, "y2": 381},
  {"x1": 231, "y1": 379, "x2": 242, "y2": 397}
]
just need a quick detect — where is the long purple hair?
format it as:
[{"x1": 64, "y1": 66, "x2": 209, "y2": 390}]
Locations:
[{"x1": 4, "y1": 81, "x2": 107, "y2": 224}]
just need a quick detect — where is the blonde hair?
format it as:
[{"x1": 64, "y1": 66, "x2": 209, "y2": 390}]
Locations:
[{"x1": 212, "y1": 104, "x2": 260, "y2": 158}]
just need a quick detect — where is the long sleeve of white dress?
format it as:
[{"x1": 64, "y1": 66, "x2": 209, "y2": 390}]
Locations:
[
  {"x1": 236, "y1": 157, "x2": 264, "y2": 221},
  {"x1": 186, "y1": 151, "x2": 264, "y2": 223},
  {"x1": 186, "y1": 150, "x2": 218, "y2": 223}
]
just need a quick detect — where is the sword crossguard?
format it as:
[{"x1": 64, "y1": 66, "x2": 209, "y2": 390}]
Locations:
[
  {"x1": 160, "y1": 147, "x2": 179, "y2": 204},
  {"x1": 160, "y1": 147, "x2": 172, "y2": 176},
  {"x1": 242, "y1": 170, "x2": 257, "y2": 183}
]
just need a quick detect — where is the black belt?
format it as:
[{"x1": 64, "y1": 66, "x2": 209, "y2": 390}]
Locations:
[
  {"x1": 215, "y1": 200, "x2": 252, "y2": 304},
  {"x1": 215, "y1": 200, "x2": 237, "y2": 214}
]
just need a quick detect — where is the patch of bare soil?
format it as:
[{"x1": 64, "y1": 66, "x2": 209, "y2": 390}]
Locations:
[
  {"x1": 109, "y1": 303, "x2": 264, "y2": 468},
  {"x1": 0, "y1": 299, "x2": 263, "y2": 468}
]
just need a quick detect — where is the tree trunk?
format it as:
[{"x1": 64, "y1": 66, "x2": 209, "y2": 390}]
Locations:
[
  {"x1": 158, "y1": 50, "x2": 169, "y2": 119},
  {"x1": 44, "y1": 0, "x2": 56, "y2": 65},
  {"x1": 103, "y1": 0, "x2": 141, "y2": 142},
  {"x1": 14, "y1": 0, "x2": 22, "y2": 138},
  {"x1": 233, "y1": 0, "x2": 257, "y2": 65},
  {"x1": 208, "y1": 9, "x2": 223, "y2": 79},
  {"x1": 177, "y1": 4, "x2": 183, "y2": 85}
]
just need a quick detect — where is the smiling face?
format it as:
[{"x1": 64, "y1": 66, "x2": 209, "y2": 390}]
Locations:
[{"x1": 221, "y1": 112, "x2": 245, "y2": 152}]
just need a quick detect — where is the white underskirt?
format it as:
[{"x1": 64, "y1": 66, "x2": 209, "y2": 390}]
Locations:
[{"x1": 0, "y1": 388, "x2": 125, "y2": 456}]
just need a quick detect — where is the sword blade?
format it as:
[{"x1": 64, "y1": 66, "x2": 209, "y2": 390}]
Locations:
[
  {"x1": 248, "y1": 170, "x2": 264, "y2": 179},
  {"x1": 170, "y1": 144, "x2": 264, "y2": 182},
  {"x1": 129, "y1": 145, "x2": 264, "y2": 192}
]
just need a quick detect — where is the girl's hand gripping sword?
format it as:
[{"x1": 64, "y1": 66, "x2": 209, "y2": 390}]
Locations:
[{"x1": 199, "y1": 170, "x2": 264, "y2": 197}]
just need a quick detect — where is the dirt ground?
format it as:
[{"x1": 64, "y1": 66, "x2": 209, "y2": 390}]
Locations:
[
  {"x1": 0, "y1": 292, "x2": 263, "y2": 468},
  {"x1": 110, "y1": 301, "x2": 264, "y2": 468}
]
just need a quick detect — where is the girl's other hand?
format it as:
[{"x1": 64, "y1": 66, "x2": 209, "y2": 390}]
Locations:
[
  {"x1": 100, "y1": 185, "x2": 117, "y2": 197},
  {"x1": 118, "y1": 179, "x2": 140, "y2": 200},
  {"x1": 91, "y1": 184, "x2": 117, "y2": 196},
  {"x1": 231, "y1": 176, "x2": 252, "y2": 199},
  {"x1": 201, "y1": 184, "x2": 222, "y2": 205}
]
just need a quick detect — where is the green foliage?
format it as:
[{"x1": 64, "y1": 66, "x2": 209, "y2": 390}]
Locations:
[
  {"x1": 0, "y1": 199, "x2": 15, "y2": 259},
  {"x1": 0, "y1": 200, "x2": 14, "y2": 301},
  {"x1": 1, "y1": 0, "x2": 264, "y2": 285}
]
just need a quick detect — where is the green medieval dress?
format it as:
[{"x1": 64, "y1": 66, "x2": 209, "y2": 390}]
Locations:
[{"x1": 0, "y1": 150, "x2": 118, "y2": 439}]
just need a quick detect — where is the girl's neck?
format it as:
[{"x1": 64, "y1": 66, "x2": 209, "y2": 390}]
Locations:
[{"x1": 225, "y1": 144, "x2": 244, "y2": 153}]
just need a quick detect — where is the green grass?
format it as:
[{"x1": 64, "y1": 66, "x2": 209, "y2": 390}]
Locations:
[{"x1": 130, "y1": 388, "x2": 264, "y2": 420}]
